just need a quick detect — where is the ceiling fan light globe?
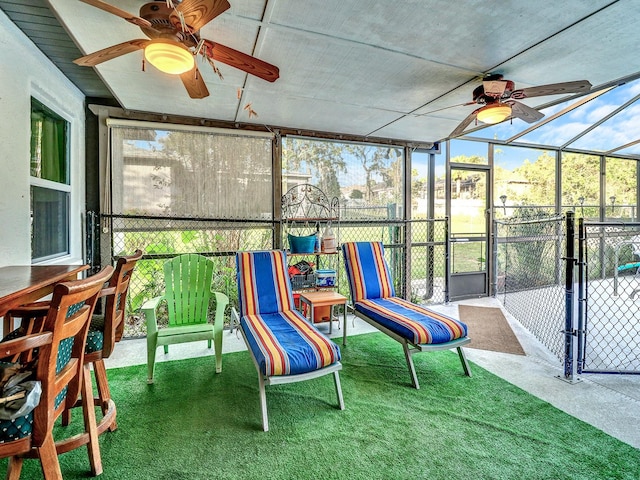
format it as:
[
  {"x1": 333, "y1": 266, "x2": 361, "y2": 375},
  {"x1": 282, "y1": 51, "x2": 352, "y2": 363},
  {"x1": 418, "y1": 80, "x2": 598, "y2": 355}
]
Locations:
[
  {"x1": 144, "y1": 40, "x2": 194, "y2": 75},
  {"x1": 476, "y1": 103, "x2": 512, "y2": 124}
]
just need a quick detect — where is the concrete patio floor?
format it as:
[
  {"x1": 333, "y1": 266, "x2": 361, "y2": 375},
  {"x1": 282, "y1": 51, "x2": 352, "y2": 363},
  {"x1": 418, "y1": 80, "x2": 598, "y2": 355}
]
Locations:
[{"x1": 106, "y1": 297, "x2": 640, "y2": 450}]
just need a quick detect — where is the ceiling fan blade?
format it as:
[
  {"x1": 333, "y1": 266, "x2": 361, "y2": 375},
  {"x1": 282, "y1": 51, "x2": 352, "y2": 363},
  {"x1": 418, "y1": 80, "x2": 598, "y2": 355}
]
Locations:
[
  {"x1": 180, "y1": 66, "x2": 210, "y2": 99},
  {"x1": 172, "y1": 0, "x2": 231, "y2": 33},
  {"x1": 74, "y1": 39, "x2": 149, "y2": 67},
  {"x1": 79, "y1": 0, "x2": 152, "y2": 28},
  {"x1": 203, "y1": 40, "x2": 279, "y2": 82},
  {"x1": 510, "y1": 80, "x2": 592, "y2": 99},
  {"x1": 506, "y1": 100, "x2": 545, "y2": 123},
  {"x1": 449, "y1": 110, "x2": 479, "y2": 138}
]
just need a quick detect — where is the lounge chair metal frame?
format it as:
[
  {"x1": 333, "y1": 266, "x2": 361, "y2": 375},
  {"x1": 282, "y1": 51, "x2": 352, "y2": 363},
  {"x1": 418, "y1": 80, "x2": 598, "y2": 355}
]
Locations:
[
  {"x1": 342, "y1": 241, "x2": 472, "y2": 389},
  {"x1": 234, "y1": 250, "x2": 344, "y2": 431},
  {"x1": 350, "y1": 307, "x2": 471, "y2": 389},
  {"x1": 231, "y1": 308, "x2": 344, "y2": 432}
]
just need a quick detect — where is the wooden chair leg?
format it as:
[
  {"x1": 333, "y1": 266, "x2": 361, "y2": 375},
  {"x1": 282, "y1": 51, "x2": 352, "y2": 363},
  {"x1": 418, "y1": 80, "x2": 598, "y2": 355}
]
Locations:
[
  {"x1": 38, "y1": 433, "x2": 63, "y2": 480},
  {"x1": 93, "y1": 358, "x2": 117, "y2": 431},
  {"x1": 7, "y1": 456, "x2": 24, "y2": 480},
  {"x1": 61, "y1": 406, "x2": 72, "y2": 426},
  {"x1": 93, "y1": 360, "x2": 110, "y2": 413},
  {"x1": 81, "y1": 364, "x2": 103, "y2": 476}
]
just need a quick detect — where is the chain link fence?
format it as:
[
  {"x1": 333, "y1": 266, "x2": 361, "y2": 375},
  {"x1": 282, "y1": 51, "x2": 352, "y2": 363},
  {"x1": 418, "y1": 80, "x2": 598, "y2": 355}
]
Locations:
[
  {"x1": 409, "y1": 219, "x2": 448, "y2": 304},
  {"x1": 494, "y1": 212, "x2": 567, "y2": 362},
  {"x1": 579, "y1": 221, "x2": 640, "y2": 373},
  {"x1": 99, "y1": 214, "x2": 449, "y2": 339},
  {"x1": 104, "y1": 214, "x2": 274, "y2": 338}
]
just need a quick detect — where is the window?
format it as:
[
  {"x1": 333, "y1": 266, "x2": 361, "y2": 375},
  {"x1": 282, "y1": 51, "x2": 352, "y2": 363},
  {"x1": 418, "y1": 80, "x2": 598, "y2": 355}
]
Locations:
[
  {"x1": 110, "y1": 124, "x2": 273, "y2": 220},
  {"x1": 30, "y1": 98, "x2": 70, "y2": 261},
  {"x1": 450, "y1": 139, "x2": 488, "y2": 165},
  {"x1": 282, "y1": 137, "x2": 405, "y2": 221},
  {"x1": 494, "y1": 145, "x2": 556, "y2": 217},
  {"x1": 605, "y1": 157, "x2": 638, "y2": 221},
  {"x1": 561, "y1": 152, "x2": 600, "y2": 218}
]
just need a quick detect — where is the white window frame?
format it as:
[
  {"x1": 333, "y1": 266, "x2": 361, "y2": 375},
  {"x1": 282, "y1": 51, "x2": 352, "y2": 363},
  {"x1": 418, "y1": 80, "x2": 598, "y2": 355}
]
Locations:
[{"x1": 30, "y1": 98, "x2": 72, "y2": 263}]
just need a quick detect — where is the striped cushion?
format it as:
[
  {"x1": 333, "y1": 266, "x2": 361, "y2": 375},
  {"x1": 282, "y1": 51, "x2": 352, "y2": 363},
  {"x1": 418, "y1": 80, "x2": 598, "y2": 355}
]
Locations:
[
  {"x1": 342, "y1": 241, "x2": 467, "y2": 345},
  {"x1": 355, "y1": 297, "x2": 467, "y2": 345},
  {"x1": 342, "y1": 242, "x2": 395, "y2": 302},
  {"x1": 241, "y1": 310, "x2": 341, "y2": 376},
  {"x1": 236, "y1": 250, "x2": 341, "y2": 376},
  {"x1": 236, "y1": 250, "x2": 295, "y2": 316}
]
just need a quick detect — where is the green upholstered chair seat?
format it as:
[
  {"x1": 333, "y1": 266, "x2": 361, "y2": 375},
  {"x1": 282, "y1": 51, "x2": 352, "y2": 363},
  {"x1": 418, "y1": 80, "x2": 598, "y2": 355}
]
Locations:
[
  {"x1": 0, "y1": 412, "x2": 34, "y2": 442},
  {"x1": 0, "y1": 359, "x2": 35, "y2": 442},
  {"x1": 1, "y1": 329, "x2": 25, "y2": 342},
  {"x1": 85, "y1": 315, "x2": 105, "y2": 354}
]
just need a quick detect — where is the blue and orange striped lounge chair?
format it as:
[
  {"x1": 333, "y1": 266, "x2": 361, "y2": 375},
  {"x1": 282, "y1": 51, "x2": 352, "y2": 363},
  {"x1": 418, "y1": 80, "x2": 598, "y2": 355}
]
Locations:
[
  {"x1": 233, "y1": 250, "x2": 344, "y2": 431},
  {"x1": 342, "y1": 241, "x2": 471, "y2": 389}
]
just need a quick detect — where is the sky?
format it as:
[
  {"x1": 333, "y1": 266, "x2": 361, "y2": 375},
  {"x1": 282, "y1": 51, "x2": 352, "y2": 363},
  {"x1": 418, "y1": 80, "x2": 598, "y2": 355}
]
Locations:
[{"x1": 467, "y1": 77, "x2": 640, "y2": 155}]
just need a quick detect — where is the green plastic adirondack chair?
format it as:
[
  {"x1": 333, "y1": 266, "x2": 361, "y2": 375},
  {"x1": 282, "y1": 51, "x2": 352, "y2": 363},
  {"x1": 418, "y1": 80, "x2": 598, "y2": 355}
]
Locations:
[{"x1": 142, "y1": 254, "x2": 229, "y2": 383}]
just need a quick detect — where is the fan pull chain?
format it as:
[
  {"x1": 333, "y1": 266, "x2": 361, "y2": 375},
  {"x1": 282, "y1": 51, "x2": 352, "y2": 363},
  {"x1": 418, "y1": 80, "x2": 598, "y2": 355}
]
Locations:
[
  {"x1": 177, "y1": 11, "x2": 187, "y2": 32},
  {"x1": 206, "y1": 57, "x2": 224, "y2": 81},
  {"x1": 194, "y1": 39, "x2": 205, "y2": 56},
  {"x1": 142, "y1": 57, "x2": 146, "y2": 72}
]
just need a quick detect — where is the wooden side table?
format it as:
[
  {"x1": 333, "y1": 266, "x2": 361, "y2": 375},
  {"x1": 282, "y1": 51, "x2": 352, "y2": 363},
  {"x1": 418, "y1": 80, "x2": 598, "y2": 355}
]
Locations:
[{"x1": 298, "y1": 291, "x2": 347, "y2": 342}]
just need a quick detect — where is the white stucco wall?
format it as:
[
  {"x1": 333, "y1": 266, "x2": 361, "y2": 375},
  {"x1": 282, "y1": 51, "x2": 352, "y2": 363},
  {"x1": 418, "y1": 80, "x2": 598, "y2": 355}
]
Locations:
[{"x1": 0, "y1": 10, "x2": 85, "y2": 267}]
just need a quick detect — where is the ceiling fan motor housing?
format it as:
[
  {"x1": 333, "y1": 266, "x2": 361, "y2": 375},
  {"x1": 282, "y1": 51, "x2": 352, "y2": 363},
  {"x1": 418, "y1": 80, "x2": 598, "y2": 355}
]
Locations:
[
  {"x1": 473, "y1": 75, "x2": 515, "y2": 103},
  {"x1": 139, "y1": 2, "x2": 198, "y2": 46}
]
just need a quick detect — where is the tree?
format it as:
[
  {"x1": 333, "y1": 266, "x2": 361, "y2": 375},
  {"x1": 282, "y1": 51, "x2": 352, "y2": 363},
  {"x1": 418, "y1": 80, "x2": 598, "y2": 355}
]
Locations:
[
  {"x1": 346, "y1": 144, "x2": 393, "y2": 201},
  {"x1": 282, "y1": 138, "x2": 346, "y2": 199}
]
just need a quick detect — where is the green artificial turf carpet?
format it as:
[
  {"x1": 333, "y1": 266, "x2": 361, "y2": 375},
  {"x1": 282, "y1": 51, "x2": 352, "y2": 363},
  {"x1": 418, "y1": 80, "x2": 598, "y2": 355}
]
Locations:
[{"x1": 3, "y1": 332, "x2": 639, "y2": 479}]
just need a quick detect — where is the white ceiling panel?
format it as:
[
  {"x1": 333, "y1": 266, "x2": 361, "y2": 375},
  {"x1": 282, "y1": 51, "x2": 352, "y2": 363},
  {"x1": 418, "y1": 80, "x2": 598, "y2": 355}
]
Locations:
[
  {"x1": 248, "y1": 89, "x2": 404, "y2": 136},
  {"x1": 257, "y1": 27, "x2": 478, "y2": 113},
  {"x1": 32, "y1": 0, "x2": 640, "y2": 147}
]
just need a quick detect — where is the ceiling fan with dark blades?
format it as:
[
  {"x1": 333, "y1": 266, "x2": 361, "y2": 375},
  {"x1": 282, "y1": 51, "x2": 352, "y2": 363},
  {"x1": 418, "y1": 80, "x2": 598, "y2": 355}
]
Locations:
[
  {"x1": 449, "y1": 74, "x2": 591, "y2": 138},
  {"x1": 74, "y1": 0, "x2": 280, "y2": 99}
]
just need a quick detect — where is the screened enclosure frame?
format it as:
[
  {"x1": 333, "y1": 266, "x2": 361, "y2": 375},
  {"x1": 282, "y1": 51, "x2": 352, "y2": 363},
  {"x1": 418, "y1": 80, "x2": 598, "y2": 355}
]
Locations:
[{"x1": 88, "y1": 106, "x2": 640, "y2": 345}]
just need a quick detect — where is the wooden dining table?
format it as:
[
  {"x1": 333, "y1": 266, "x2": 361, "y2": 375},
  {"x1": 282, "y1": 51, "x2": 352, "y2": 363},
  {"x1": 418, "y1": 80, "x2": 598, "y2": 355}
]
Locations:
[{"x1": 0, "y1": 264, "x2": 89, "y2": 336}]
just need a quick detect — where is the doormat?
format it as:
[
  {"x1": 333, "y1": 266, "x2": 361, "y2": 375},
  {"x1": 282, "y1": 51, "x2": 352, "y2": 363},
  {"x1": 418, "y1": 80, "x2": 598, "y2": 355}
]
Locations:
[{"x1": 457, "y1": 305, "x2": 526, "y2": 356}]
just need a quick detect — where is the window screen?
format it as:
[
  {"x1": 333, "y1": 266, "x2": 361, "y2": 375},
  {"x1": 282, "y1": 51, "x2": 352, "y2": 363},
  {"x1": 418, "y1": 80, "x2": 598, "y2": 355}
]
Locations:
[{"x1": 110, "y1": 125, "x2": 273, "y2": 220}]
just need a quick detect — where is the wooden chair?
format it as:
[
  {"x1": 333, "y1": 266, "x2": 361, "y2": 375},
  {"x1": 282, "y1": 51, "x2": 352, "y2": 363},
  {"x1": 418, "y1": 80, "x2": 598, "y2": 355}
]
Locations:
[
  {"x1": 234, "y1": 250, "x2": 344, "y2": 431},
  {"x1": 142, "y1": 254, "x2": 229, "y2": 384},
  {"x1": 59, "y1": 250, "x2": 143, "y2": 436},
  {"x1": 342, "y1": 241, "x2": 471, "y2": 389},
  {"x1": 0, "y1": 266, "x2": 113, "y2": 479}
]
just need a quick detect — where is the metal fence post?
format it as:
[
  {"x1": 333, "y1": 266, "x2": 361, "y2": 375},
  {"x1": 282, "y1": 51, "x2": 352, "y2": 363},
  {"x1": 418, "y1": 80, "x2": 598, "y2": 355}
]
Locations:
[
  {"x1": 492, "y1": 218, "x2": 498, "y2": 297},
  {"x1": 563, "y1": 211, "x2": 577, "y2": 381},
  {"x1": 444, "y1": 216, "x2": 450, "y2": 304},
  {"x1": 576, "y1": 216, "x2": 585, "y2": 375}
]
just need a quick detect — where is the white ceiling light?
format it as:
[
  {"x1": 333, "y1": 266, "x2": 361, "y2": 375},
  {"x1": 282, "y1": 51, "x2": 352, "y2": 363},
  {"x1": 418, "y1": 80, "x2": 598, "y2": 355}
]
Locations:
[
  {"x1": 476, "y1": 103, "x2": 512, "y2": 124},
  {"x1": 144, "y1": 40, "x2": 194, "y2": 75}
]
